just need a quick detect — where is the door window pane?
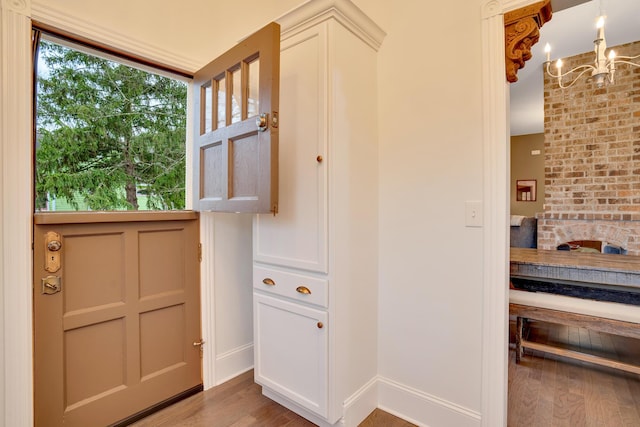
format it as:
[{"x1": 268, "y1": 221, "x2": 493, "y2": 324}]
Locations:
[
  {"x1": 231, "y1": 67, "x2": 242, "y2": 124},
  {"x1": 248, "y1": 58, "x2": 260, "y2": 118},
  {"x1": 202, "y1": 82, "x2": 212, "y2": 134},
  {"x1": 216, "y1": 76, "x2": 226, "y2": 129}
]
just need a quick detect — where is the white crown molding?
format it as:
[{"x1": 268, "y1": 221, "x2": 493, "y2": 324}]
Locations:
[
  {"x1": 30, "y1": 1, "x2": 200, "y2": 73},
  {"x1": 277, "y1": 0, "x2": 386, "y2": 51},
  {"x1": 483, "y1": 0, "x2": 545, "y2": 18},
  {"x1": 502, "y1": 0, "x2": 542, "y2": 13},
  {"x1": 482, "y1": 0, "x2": 503, "y2": 19},
  {"x1": 1, "y1": 0, "x2": 30, "y2": 15}
]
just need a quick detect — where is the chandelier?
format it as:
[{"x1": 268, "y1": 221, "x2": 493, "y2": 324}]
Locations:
[{"x1": 544, "y1": 16, "x2": 640, "y2": 88}]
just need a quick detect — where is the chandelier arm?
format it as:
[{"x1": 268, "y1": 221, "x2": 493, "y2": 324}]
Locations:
[
  {"x1": 557, "y1": 67, "x2": 596, "y2": 88},
  {"x1": 614, "y1": 53, "x2": 640, "y2": 61},
  {"x1": 613, "y1": 60, "x2": 640, "y2": 68},
  {"x1": 545, "y1": 62, "x2": 595, "y2": 79}
]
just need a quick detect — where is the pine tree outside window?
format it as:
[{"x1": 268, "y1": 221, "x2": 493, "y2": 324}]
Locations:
[{"x1": 35, "y1": 34, "x2": 188, "y2": 212}]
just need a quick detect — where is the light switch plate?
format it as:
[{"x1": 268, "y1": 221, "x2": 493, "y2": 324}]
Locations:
[{"x1": 465, "y1": 201, "x2": 483, "y2": 227}]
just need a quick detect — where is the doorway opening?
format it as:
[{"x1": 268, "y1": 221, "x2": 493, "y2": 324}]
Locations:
[{"x1": 34, "y1": 31, "x2": 189, "y2": 212}]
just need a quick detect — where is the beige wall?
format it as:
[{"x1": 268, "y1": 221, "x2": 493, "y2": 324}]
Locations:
[
  {"x1": 510, "y1": 133, "x2": 545, "y2": 216},
  {"x1": 376, "y1": 0, "x2": 483, "y2": 415}
]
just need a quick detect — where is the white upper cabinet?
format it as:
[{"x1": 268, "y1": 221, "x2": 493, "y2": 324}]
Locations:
[{"x1": 253, "y1": 24, "x2": 328, "y2": 273}]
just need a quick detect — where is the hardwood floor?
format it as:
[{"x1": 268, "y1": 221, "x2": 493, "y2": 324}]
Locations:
[
  {"x1": 131, "y1": 321, "x2": 640, "y2": 427},
  {"x1": 129, "y1": 370, "x2": 415, "y2": 426},
  {"x1": 508, "y1": 319, "x2": 640, "y2": 427}
]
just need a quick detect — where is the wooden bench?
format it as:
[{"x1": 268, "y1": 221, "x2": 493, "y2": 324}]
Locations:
[{"x1": 510, "y1": 303, "x2": 640, "y2": 375}]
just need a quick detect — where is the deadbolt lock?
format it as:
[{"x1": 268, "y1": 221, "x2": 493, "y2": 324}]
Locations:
[
  {"x1": 256, "y1": 112, "x2": 278, "y2": 132},
  {"x1": 41, "y1": 276, "x2": 61, "y2": 295}
]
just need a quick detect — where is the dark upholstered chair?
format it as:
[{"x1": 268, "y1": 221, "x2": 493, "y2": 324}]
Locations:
[{"x1": 510, "y1": 217, "x2": 537, "y2": 248}]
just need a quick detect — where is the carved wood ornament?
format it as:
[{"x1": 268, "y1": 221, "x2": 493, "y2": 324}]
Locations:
[{"x1": 504, "y1": 0, "x2": 552, "y2": 83}]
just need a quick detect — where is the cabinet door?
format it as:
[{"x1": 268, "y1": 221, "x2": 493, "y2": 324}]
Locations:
[
  {"x1": 253, "y1": 25, "x2": 328, "y2": 273},
  {"x1": 254, "y1": 293, "x2": 328, "y2": 418}
]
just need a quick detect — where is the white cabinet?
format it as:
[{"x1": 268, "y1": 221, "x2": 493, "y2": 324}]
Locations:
[
  {"x1": 253, "y1": 21, "x2": 328, "y2": 274},
  {"x1": 253, "y1": 1, "x2": 384, "y2": 425},
  {"x1": 254, "y1": 293, "x2": 328, "y2": 416}
]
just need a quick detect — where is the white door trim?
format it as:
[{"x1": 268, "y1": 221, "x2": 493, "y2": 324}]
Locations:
[
  {"x1": 1, "y1": 1, "x2": 34, "y2": 426},
  {"x1": 480, "y1": 1, "x2": 537, "y2": 426}
]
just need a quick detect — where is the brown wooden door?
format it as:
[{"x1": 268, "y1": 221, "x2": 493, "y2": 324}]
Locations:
[
  {"x1": 192, "y1": 22, "x2": 280, "y2": 214},
  {"x1": 33, "y1": 212, "x2": 202, "y2": 427}
]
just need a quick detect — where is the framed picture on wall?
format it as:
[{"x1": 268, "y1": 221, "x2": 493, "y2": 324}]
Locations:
[{"x1": 516, "y1": 179, "x2": 536, "y2": 202}]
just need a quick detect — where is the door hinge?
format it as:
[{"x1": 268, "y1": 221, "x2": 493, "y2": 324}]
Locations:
[
  {"x1": 271, "y1": 204, "x2": 278, "y2": 216},
  {"x1": 198, "y1": 243, "x2": 202, "y2": 262}
]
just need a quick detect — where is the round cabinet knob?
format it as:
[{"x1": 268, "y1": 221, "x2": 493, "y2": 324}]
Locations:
[
  {"x1": 317, "y1": 322, "x2": 324, "y2": 329},
  {"x1": 316, "y1": 155, "x2": 323, "y2": 163}
]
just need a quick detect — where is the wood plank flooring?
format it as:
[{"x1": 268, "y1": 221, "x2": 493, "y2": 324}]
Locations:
[
  {"x1": 129, "y1": 370, "x2": 415, "y2": 426},
  {"x1": 131, "y1": 321, "x2": 640, "y2": 426},
  {"x1": 508, "y1": 319, "x2": 640, "y2": 427}
]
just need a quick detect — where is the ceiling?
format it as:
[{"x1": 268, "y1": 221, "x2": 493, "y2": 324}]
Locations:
[{"x1": 509, "y1": 0, "x2": 640, "y2": 136}]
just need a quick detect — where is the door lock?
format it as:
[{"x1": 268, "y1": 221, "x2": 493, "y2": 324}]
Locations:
[
  {"x1": 41, "y1": 276, "x2": 62, "y2": 295},
  {"x1": 44, "y1": 231, "x2": 62, "y2": 273}
]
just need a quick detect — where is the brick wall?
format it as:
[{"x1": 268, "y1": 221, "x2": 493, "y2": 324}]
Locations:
[{"x1": 538, "y1": 40, "x2": 640, "y2": 254}]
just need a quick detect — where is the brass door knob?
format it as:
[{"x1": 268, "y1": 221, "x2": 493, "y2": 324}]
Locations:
[
  {"x1": 256, "y1": 113, "x2": 268, "y2": 132},
  {"x1": 47, "y1": 240, "x2": 62, "y2": 251}
]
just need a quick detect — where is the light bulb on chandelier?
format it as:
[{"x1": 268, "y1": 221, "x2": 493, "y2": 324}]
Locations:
[{"x1": 544, "y1": 15, "x2": 640, "y2": 88}]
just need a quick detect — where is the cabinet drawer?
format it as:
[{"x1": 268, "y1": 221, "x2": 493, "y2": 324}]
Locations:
[{"x1": 254, "y1": 266, "x2": 328, "y2": 308}]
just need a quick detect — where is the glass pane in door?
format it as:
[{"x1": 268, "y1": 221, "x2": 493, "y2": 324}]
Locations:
[
  {"x1": 216, "y1": 76, "x2": 226, "y2": 129},
  {"x1": 202, "y1": 82, "x2": 212, "y2": 134},
  {"x1": 248, "y1": 58, "x2": 260, "y2": 118},
  {"x1": 231, "y1": 67, "x2": 242, "y2": 124}
]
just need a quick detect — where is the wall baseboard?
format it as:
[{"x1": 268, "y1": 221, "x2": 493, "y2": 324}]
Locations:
[
  {"x1": 259, "y1": 375, "x2": 480, "y2": 427},
  {"x1": 377, "y1": 376, "x2": 481, "y2": 427},
  {"x1": 215, "y1": 343, "x2": 254, "y2": 386},
  {"x1": 340, "y1": 376, "x2": 378, "y2": 426}
]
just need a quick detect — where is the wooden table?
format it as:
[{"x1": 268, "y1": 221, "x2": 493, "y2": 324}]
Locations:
[{"x1": 510, "y1": 248, "x2": 640, "y2": 374}]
